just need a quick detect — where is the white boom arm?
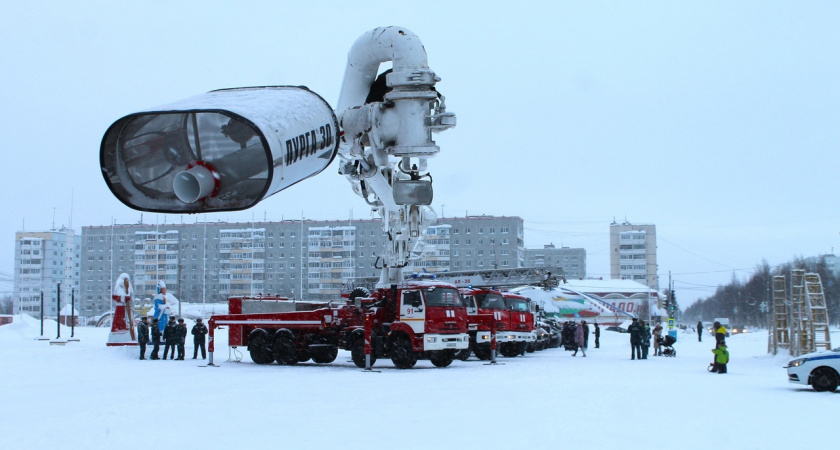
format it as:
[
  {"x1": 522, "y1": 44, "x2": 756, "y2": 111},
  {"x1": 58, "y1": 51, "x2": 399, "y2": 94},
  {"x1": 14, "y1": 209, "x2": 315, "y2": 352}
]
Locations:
[{"x1": 336, "y1": 27, "x2": 456, "y2": 287}]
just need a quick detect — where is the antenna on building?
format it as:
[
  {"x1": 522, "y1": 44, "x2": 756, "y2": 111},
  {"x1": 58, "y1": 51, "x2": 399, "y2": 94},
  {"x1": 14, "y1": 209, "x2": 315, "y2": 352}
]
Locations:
[
  {"x1": 52, "y1": 207, "x2": 56, "y2": 230},
  {"x1": 69, "y1": 188, "x2": 74, "y2": 230}
]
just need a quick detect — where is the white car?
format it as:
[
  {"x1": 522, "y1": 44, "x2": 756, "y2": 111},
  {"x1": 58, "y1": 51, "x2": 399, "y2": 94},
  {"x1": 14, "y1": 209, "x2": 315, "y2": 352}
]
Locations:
[{"x1": 785, "y1": 348, "x2": 840, "y2": 392}]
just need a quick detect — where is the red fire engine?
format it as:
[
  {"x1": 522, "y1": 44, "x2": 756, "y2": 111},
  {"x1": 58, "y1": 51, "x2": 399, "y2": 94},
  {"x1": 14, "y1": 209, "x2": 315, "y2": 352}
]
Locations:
[{"x1": 207, "y1": 279, "x2": 469, "y2": 369}]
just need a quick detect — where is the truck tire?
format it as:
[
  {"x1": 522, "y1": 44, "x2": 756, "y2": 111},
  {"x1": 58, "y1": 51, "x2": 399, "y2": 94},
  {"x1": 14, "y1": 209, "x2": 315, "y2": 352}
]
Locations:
[
  {"x1": 455, "y1": 349, "x2": 471, "y2": 361},
  {"x1": 390, "y1": 336, "x2": 417, "y2": 369},
  {"x1": 351, "y1": 336, "x2": 377, "y2": 368},
  {"x1": 248, "y1": 329, "x2": 275, "y2": 365},
  {"x1": 500, "y1": 342, "x2": 519, "y2": 358},
  {"x1": 311, "y1": 346, "x2": 338, "y2": 364},
  {"x1": 474, "y1": 345, "x2": 492, "y2": 361},
  {"x1": 429, "y1": 350, "x2": 454, "y2": 368},
  {"x1": 273, "y1": 329, "x2": 298, "y2": 365}
]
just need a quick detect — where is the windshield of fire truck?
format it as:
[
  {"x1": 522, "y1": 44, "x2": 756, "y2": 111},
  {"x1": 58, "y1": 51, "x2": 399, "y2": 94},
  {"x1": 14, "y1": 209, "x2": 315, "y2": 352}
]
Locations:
[
  {"x1": 424, "y1": 288, "x2": 464, "y2": 307},
  {"x1": 476, "y1": 292, "x2": 505, "y2": 309},
  {"x1": 504, "y1": 297, "x2": 530, "y2": 312}
]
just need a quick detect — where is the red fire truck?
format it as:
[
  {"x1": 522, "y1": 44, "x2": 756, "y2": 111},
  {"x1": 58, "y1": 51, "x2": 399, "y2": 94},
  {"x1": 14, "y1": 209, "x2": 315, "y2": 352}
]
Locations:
[
  {"x1": 207, "y1": 280, "x2": 470, "y2": 369},
  {"x1": 458, "y1": 288, "x2": 534, "y2": 359},
  {"x1": 502, "y1": 291, "x2": 536, "y2": 356}
]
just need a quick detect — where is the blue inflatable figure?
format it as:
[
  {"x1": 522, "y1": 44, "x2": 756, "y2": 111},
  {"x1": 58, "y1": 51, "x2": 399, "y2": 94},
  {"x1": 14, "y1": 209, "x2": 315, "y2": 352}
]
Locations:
[{"x1": 153, "y1": 281, "x2": 171, "y2": 333}]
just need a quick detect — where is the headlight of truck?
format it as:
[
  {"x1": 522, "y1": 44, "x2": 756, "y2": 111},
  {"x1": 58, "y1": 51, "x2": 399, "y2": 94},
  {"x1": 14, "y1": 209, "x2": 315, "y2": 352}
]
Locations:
[{"x1": 426, "y1": 336, "x2": 437, "y2": 343}]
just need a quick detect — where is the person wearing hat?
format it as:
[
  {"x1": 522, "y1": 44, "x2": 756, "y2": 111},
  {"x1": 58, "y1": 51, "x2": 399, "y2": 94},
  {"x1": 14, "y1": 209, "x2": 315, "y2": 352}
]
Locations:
[
  {"x1": 150, "y1": 317, "x2": 162, "y2": 360},
  {"x1": 192, "y1": 318, "x2": 208, "y2": 359},
  {"x1": 137, "y1": 316, "x2": 150, "y2": 360},
  {"x1": 627, "y1": 318, "x2": 643, "y2": 360},
  {"x1": 163, "y1": 317, "x2": 177, "y2": 360},
  {"x1": 175, "y1": 318, "x2": 188, "y2": 360}
]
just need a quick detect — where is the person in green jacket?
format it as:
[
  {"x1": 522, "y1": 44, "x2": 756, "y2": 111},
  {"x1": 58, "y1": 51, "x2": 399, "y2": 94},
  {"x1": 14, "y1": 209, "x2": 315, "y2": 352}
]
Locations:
[{"x1": 711, "y1": 341, "x2": 729, "y2": 374}]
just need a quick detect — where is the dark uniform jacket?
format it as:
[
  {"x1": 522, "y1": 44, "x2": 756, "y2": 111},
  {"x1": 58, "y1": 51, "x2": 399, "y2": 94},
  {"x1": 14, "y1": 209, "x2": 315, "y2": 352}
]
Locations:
[
  {"x1": 175, "y1": 323, "x2": 188, "y2": 344},
  {"x1": 628, "y1": 321, "x2": 643, "y2": 345},
  {"x1": 164, "y1": 321, "x2": 177, "y2": 343},
  {"x1": 137, "y1": 321, "x2": 150, "y2": 344},
  {"x1": 192, "y1": 323, "x2": 208, "y2": 343}
]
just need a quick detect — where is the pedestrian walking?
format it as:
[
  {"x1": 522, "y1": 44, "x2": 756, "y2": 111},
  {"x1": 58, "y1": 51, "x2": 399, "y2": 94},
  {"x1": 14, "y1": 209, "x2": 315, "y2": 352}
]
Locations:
[
  {"x1": 594, "y1": 323, "x2": 600, "y2": 348},
  {"x1": 572, "y1": 321, "x2": 586, "y2": 357},
  {"x1": 640, "y1": 320, "x2": 651, "y2": 359},
  {"x1": 697, "y1": 320, "x2": 703, "y2": 342},
  {"x1": 163, "y1": 317, "x2": 177, "y2": 360},
  {"x1": 192, "y1": 318, "x2": 208, "y2": 359},
  {"x1": 176, "y1": 318, "x2": 188, "y2": 360},
  {"x1": 150, "y1": 318, "x2": 161, "y2": 359},
  {"x1": 137, "y1": 316, "x2": 150, "y2": 360},
  {"x1": 653, "y1": 323, "x2": 663, "y2": 356},
  {"x1": 628, "y1": 318, "x2": 643, "y2": 360}
]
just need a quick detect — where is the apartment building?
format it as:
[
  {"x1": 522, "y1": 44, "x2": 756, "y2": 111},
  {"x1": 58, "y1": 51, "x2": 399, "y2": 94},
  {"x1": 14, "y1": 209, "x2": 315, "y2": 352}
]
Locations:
[
  {"x1": 609, "y1": 221, "x2": 658, "y2": 290},
  {"x1": 13, "y1": 228, "x2": 81, "y2": 316},
  {"x1": 523, "y1": 244, "x2": 586, "y2": 280}
]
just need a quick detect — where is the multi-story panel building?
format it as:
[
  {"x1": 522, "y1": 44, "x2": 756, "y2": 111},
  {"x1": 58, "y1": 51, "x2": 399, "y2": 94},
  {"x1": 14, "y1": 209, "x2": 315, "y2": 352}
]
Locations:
[
  {"x1": 77, "y1": 215, "x2": 529, "y2": 309},
  {"x1": 609, "y1": 221, "x2": 658, "y2": 290},
  {"x1": 307, "y1": 225, "x2": 356, "y2": 300},
  {"x1": 13, "y1": 228, "x2": 81, "y2": 317},
  {"x1": 439, "y1": 216, "x2": 525, "y2": 271},
  {"x1": 410, "y1": 224, "x2": 451, "y2": 274},
  {"x1": 523, "y1": 244, "x2": 586, "y2": 280}
]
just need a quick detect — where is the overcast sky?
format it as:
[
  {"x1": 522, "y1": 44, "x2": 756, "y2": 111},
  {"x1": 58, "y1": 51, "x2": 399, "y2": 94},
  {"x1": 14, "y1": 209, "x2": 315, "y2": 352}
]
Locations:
[{"x1": 2, "y1": 1, "x2": 839, "y2": 306}]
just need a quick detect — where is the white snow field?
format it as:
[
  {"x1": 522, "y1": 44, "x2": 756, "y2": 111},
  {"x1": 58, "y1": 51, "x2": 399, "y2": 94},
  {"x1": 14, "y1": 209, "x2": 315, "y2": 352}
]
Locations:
[{"x1": 0, "y1": 315, "x2": 836, "y2": 449}]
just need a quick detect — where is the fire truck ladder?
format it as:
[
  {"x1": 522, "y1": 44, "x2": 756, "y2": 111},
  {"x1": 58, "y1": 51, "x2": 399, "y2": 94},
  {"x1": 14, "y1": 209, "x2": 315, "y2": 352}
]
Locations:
[
  {"x1": 769, "y1": 275, "x2": 790, "y2": 355},
  {"x1": 344, "y1": 267, "x2": 564, "y2": 291},
  {"x1": 804, "y1": 273, "x2": 831, "y2": 351}
]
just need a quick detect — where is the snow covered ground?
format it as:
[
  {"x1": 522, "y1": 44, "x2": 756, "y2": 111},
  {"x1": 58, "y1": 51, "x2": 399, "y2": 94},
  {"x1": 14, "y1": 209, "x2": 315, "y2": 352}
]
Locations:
[{"x1": 0, "y1": 315, "x2": 836, "y2": 449}]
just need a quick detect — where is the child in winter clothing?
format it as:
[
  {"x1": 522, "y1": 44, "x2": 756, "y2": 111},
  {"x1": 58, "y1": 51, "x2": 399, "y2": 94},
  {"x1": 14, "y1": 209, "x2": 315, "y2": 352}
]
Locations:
[{"x1": 710, "y1": 341, "x2": 729, "y2": 374}]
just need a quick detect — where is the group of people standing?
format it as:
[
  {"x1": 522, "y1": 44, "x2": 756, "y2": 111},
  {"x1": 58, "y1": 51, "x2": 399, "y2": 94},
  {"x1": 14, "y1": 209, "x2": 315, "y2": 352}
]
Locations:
[{"x1": 136, "y1": 315, "x2": 208, "y2": 361}]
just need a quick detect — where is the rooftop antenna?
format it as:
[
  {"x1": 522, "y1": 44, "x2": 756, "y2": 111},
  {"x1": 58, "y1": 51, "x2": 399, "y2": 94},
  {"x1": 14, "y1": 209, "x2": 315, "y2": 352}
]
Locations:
[
  {"x1": 69, "y1": 188, "x2": 74, "y2": 230},
  {"x1": 52, "y1": 207, "x2": 56, "y2": 230}
]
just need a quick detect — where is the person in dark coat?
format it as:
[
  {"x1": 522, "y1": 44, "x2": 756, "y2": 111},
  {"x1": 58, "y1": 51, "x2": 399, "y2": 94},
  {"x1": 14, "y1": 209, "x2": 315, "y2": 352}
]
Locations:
[
  {"x1": 697, "y1": 321, "x2": 703, "y2": 342},
  {"x1": 627, "y1": 318, "x2": 643, "y2": 360},
  {"x1": 581, "y1": 320, "x2": 589, "y2": 348},
  {"x1": 594, "y1": 323, "x2": 600, "y2": 348},
  {"x1": 713, "y1": 321, "x2": 726, "y2": 345},
  {"x1": 137, "y1": 316, "x2": 150, "y2": 360},
  {"x1": 175, "y1": 318, "x2": 188, "y2": 360},
  {"x1": 640, "y1": 320, "x2": 651, "y2": 359},
  {"x1": 192, "y1": 318, "x2": 208, "y2": 359},
  {"x1": 150, "y1": 318, "x2": 162, "y2": 360},
  {"x1": 572, "y1": 321, "x2": 586, "y2": 357},
  {"x1": 163, "y1": 317, "x2": 177, "y2": 360}
]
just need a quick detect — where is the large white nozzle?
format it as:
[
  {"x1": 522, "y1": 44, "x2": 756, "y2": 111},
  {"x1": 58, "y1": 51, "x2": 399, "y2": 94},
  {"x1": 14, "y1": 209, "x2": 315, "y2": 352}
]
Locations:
[{"x1": 173, "y1": 165, "x2": 216, "y2": 203}]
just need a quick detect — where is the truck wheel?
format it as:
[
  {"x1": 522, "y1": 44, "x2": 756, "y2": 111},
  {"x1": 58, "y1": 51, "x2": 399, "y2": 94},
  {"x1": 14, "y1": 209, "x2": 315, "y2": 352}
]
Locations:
[
  {"x1": 351, "y1": 337, "x2": 377, "y2": 368},
  {"x1": 474, "y1": 345, "x2": 492, "y2": 361},
  {"x1": 811, "y1": 367, "x2": 839, "y2": 392},
  {"x1": 500, "y1": 343, "x2": 518, "y2": 358},
  {"x1": 430, "y1": 350, "x2": 454, "y2": 368},
  {"x1": 455, "y1": 349, "x2": 471, "y2": 361},
  {"x1": 311, "y1": 346, "x2": 338, "y2": 364},
  {"x1": 273, "y1": 329, "x2": 298, "y2": 365},
  {"x1": 390, "y1": 337, "x2": 417, "y2": 369},
  {"x1": 296, "y1": 349, "x2": 311, "y2": 363},
  {"x1": 517, "y1": 342, "x2": 528, "y2": 356},
  {"x1": 248, "y1": 330, "x2": 275, "y2": 365}
]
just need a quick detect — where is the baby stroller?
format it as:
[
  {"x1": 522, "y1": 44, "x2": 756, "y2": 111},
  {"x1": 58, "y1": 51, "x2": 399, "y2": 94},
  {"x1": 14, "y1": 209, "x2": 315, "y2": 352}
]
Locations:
[{"x1": 657, "y1": 334, "x2": 677, "y2": 357}]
